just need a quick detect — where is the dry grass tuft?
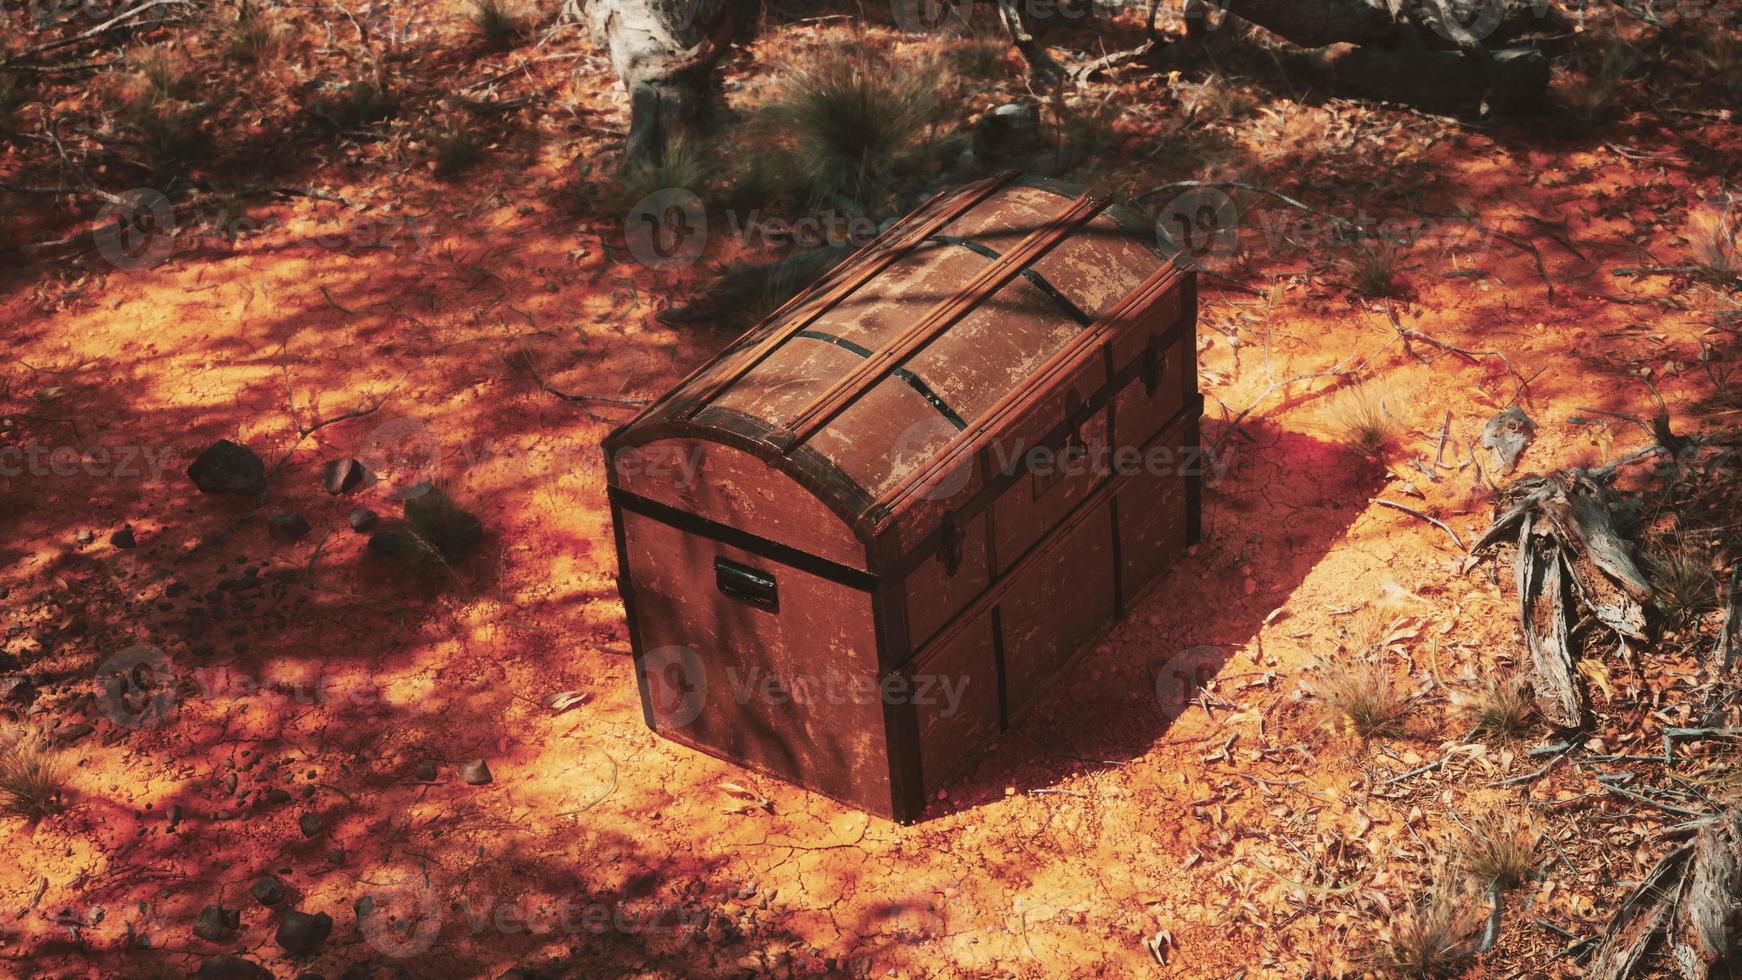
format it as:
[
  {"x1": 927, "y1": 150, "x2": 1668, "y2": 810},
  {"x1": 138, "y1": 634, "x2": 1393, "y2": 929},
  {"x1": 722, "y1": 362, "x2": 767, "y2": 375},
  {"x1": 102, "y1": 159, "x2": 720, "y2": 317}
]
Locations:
[
  {"x1": 1309, "y1": 654, "x2": 1409, "y2": 739},
  {"x1": 470, "y1": 0, "x2": 526, "y2": 47},
  {"x1": 131, "y1": 45, "x2": 195, "y2": 102},
  {"x1": 1459, "y1": 673, "x2": 1533, "y2": 739},
  {"x1": 1342, "y1": 240, "x2": 1408, "y2": 297},
  {"x1": 1560, "y1": 35, "x2": 1636, "y2": 126},
  {"x1": 0, "y1": 727, "x2": 69, "y2": 819},
  {"x1": 316, "y1": 70, "x2": 399, "y2": 131},
  {"x1": 433, "y1": 122, "x2": 485, "y2": 178},
  {"x1": 223, "y1": 0, "x2": 283, "y2": 65},
  {"x1": 1180, "y1": 73, "x2": 1258, "y2": 122},
  {"x1": 1378, "y1": 882, "x2": 1478, "y2": 977},
  {"x1": 1319, "y1": 381, "x2": 1404, "y2": 459},
  {"x1": 1647, "y1": 534, "x2": 1718, "y2": 620},
  {"x1": 1451, "y1": 805, "x2": 1539, "y2": 891},
  {"x1": 1687, "y1": 203, "x2": 1740, "y2": 282}
]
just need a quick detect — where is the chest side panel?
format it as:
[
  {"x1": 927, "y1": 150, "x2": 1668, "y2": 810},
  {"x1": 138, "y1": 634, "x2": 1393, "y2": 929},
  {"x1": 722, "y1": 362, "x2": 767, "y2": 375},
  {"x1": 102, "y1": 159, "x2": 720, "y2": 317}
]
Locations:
[{"x1": 618, "y1": 507, "x2": 892, "y2": 817}]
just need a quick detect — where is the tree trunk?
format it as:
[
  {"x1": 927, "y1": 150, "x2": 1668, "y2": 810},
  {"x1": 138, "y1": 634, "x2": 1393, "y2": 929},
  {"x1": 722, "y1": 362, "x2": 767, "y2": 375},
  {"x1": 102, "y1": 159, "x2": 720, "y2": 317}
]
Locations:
[
  {"x1": 587, "y1": 0, "x2": 741, "y2": 166},
  {"x1": 1223, "y1": 0, "x2": 1400, "y2": 48}
]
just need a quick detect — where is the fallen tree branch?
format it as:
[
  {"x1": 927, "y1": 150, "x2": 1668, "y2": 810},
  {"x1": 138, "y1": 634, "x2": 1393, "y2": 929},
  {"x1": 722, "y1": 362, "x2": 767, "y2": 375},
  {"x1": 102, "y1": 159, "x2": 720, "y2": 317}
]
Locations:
[
  {"x1": 1372, "y1": 498, "x2": 1467, "y2": 551},
  {"x1": 2, "y1": 0, "x2": 193, "y2": 66}
]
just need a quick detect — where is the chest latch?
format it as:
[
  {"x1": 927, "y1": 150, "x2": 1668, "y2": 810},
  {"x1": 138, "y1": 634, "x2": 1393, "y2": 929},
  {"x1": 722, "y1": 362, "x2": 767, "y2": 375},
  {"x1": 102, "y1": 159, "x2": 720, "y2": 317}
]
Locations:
[
  {"x1": 1141, "y1": 335, "x2": 1163, "y2": 397},
  {"x1": 938, "y1": 516, "x2": 966, "y2": 577}
]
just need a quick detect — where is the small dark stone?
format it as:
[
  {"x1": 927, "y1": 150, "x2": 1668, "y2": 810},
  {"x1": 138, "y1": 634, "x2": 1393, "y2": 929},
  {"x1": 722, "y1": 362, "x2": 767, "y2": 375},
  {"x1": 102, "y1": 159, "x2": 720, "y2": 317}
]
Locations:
[
  {"x1": 326, "y1": 847, "x2": 346, "y2": 865},
  {"x1": 324, "y1": 458, "x2": 366, "y2": 495},
  {"x1": 196, "y1": 954, "x2": 274, "y2": 980},
  {"x1": 268, "y1": 513, "x2": 312, "y2": 543},
  {"x1": 414, "y1": 759, "x2": 438, "y2": 782},
  {"x1": 167, "y1": 804, "x2": 182, "y2": 828},
  {"x1": 460, "y1": 759, "x2": 492, "y2": 786},
  {"x1": 354, "y1": 894, "x2": 375, "y2": 921},
  {"x1": 250, "y1": 874, "x2": 287, "y2": 906},
  {"x1": 111, "y1": 526, "x2": 137, "y2": 549},
  {"x1": 188, "y1": 440, "x2": 268, "y2": 496},
  {"x1": 299, "y1": 812, "x2": 325, "y2": 838},
  {"x1": 57, "y1": 722, "x2": 95, "y2": 744},
  {"x1": 275, "y1": 909, "x2": 333, "y2": 955},
  {"x1": 348, "y1": 507, "x2": 379, "y2": 532},
  {"x1": 167, "y1": 581, "x2": 189, "y2": 597},
  {"x1": 266, "y1": 787, "x2": 291, "y2": 805},
  {"x1": 193, "y1": 904, "x2": 240, "y2": 941}
]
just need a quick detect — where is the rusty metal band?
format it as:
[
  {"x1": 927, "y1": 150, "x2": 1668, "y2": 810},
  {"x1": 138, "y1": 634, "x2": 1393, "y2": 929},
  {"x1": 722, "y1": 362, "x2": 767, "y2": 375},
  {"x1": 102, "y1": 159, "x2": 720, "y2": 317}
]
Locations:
[
  {"x1": 769, "y1": 193, "x2": 1110, "y2": 454},
  {"x1": 793, "y1": 330, "x2": 968, "y2": 430},
  {"x1": 673, "y1": 169, "x2": 1020, "y2": 421},
  {"x1": 610, "y1": 486, "x2": 878, "y2": 592},
  {"x1": 872, "y1": 260, "x2": 1187, "y2": 521},
  {"x1": 925, "y1": 234, "x2": 1094, "y2": 326}
]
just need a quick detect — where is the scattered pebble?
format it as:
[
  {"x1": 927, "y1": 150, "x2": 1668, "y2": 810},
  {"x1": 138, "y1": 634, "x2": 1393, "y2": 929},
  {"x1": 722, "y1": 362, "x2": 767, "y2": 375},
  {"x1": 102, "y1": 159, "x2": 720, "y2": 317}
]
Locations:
[
  {"x1": 460, "y1": 759, "x2": 493, "y2": 786},
  {"x1": 250, "y1": 875, "x2": 287, "y2": 907}
]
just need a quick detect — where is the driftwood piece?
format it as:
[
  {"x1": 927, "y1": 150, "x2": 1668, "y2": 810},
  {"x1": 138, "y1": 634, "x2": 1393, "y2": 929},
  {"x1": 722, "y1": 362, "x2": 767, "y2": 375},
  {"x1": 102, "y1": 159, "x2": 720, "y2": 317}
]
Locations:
[
  {"x1": 1540, "y1": 475, "x2": 1651, "y2": 641},
  {"x1": 1590, "y1": 841, "x2": 1695, "y2": 980},
  {"x1": 1519, "y1": 514, "x2": 1584, "y2": 728},
  {"x1": 1715, "y1": 565, "x2": 1740, "y2": 672},
  {"x1": 1480, "y1": 405, "x2": 1536, "y2": 474},
  {"x1": 1474, "y1": 463, "x2": 1655, "y2": 727},
  {"x1": 1672, "y1": 813, "x2": 1742, "y2": 979}
]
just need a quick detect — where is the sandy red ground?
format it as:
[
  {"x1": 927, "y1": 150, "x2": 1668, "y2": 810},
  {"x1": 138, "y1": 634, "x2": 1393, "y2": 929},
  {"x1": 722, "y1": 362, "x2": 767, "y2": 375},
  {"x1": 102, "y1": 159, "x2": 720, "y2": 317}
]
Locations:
[{"x1": 3, "y1": 10, "x2": 1741, "y2": 979}]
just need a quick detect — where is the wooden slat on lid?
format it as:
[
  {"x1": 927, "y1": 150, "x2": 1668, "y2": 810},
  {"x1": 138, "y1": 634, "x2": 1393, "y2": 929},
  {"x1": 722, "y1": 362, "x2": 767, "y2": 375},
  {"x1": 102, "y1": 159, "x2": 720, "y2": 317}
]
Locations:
[
  {"x1": 674, "y1": 169, "x2": 1020, "y2": 421},
  {"x1": 870, "y1": 259, "x2": 1186, "y2": 525},
  {"x1": 766, "y1": 193, "x2": 1109, "y2": 454}
]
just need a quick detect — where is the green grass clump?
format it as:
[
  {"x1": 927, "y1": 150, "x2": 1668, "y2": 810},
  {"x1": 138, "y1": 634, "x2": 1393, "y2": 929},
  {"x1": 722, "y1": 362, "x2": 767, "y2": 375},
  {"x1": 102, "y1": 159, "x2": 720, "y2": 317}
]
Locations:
[
  {"x1": 620, "y1": 136, "x2": 712, "y2": 205},
  {"x1": 763, "y1": 47, "x2": 941, "y2": 204}
]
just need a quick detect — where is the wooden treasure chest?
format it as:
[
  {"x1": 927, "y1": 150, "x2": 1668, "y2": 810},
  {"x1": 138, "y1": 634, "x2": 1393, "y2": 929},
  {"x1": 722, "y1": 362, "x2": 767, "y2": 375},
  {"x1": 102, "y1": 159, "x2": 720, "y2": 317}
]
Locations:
[{"x1": 604, "y1": 173, "x2": 1202, "y2": 822}]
